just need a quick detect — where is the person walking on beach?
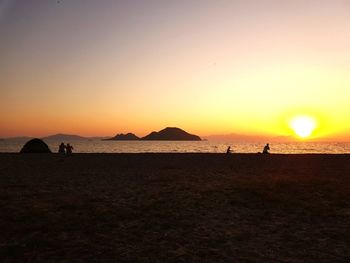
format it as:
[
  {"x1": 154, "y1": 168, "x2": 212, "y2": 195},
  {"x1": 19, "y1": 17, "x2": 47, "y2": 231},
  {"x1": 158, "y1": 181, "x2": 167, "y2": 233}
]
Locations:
[
  {"x1": 263, "y1": 143, "x2": 270, "y2": 154},
  {"x1": 66, "y1": 143, "x2": 74, "y2": 154},
  {"x1": 58, "y1": 142, "x2": 66, "y2": 154},
  {"x1": 226, "y1": 146, "x2": 233, "y2": 154}
]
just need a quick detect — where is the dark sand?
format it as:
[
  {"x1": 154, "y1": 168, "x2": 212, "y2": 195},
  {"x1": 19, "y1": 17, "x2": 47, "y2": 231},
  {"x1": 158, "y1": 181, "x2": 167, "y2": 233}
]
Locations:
[{"x1": 0, "y1": 153, "x2": 349, "y2": 262}]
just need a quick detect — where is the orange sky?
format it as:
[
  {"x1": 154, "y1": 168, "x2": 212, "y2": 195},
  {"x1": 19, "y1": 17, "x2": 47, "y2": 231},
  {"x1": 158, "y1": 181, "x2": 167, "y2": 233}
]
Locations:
[{"x1": 1, "y1": 0, "x2": 350, "y2": 140}]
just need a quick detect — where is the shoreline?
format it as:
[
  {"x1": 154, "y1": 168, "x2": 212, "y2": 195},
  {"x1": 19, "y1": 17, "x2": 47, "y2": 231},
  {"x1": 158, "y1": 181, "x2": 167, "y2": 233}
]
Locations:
[{"x1": 1, "y1": 152, "x2": 350, "y2": 155}]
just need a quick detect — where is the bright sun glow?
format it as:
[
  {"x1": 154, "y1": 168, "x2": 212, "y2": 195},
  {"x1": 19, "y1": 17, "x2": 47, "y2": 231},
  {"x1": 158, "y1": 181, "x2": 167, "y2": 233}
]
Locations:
[{"x1": 290, "y1": 116, "x2": 317, "y2": 138}]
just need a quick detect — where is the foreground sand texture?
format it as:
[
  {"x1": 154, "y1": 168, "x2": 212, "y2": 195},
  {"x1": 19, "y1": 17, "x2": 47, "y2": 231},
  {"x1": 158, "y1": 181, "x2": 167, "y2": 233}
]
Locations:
[{"x1": 0, "y1": 153, "x2": 349, "y2": 262}]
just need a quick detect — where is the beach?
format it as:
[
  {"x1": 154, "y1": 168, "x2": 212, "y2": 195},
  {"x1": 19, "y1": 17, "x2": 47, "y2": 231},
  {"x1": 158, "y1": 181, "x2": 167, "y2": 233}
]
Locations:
[{"x1": 0, "y1": 153, "x2": 349, "y2": 262}]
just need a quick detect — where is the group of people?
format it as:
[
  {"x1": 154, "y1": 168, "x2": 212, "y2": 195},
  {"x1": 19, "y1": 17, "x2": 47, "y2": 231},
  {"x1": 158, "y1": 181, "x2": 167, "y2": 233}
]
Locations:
[
  {"x1": 226, "y1": 143, "x2": 270, "y2": 154},
  {"x1": 58, "y1": 142, "x2": 74, "y2": 154},
  {"x1": 59, "y1": 142, "x2": 269, "y2": 155}
]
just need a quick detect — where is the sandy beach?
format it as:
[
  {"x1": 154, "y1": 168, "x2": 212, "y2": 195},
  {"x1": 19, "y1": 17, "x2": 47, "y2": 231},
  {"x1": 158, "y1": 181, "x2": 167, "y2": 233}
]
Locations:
[{"x1": 0, "y1": 153, "x2": 349, "y2": 262}]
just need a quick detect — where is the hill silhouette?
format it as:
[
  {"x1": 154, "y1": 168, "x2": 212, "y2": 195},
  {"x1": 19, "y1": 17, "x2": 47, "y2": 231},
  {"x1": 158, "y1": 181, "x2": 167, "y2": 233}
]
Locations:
[
  {"x1": 103, "y1": 133, "x2": 140, "y2": 141},
  {"x1": 141, "y1": 127, "x2": 201, "y2": 141},
  {"x1": 42, "y1": 134, "x2": 88, "y2": 141}
]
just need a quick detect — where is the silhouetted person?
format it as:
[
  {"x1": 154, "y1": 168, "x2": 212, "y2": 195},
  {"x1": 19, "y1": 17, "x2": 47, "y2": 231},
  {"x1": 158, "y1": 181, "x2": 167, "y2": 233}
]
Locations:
[
  {"x1": 226, "y1": 146, "x2": 232, "y2": 154},
  {"x1": 58, "y1": 142, "x2": 66, "y2": 154},
  {"x1": 66, "y1": 143, "x2": 74, "y2": 154},
  {"x1": 263, "y1": 143, "x2": 270, "y2": 154}
]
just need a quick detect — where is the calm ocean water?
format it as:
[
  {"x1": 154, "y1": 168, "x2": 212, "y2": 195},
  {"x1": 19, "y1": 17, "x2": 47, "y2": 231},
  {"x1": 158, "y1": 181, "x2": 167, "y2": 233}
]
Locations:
[{"x1": 1, "y1": 139, "x2": 350, "y2": 154}]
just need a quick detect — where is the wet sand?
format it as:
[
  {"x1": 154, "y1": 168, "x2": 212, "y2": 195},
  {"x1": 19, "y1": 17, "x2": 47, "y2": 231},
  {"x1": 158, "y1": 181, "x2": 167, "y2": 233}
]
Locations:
[{"x1": 0, "y1": 153, "x2": 349, "y2": 262}]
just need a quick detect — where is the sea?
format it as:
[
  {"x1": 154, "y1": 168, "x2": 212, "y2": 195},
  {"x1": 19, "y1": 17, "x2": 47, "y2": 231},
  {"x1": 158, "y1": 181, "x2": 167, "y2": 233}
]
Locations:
[{"x1": 1, "y1": 138, "x2": 350, "y2": 154}]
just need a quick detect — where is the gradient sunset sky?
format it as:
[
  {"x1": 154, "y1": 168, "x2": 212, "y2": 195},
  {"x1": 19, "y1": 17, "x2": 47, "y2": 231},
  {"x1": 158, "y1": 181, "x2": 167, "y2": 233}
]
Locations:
[{"x1": 1, "y1": 0, "x2": 350, "y2": 140}]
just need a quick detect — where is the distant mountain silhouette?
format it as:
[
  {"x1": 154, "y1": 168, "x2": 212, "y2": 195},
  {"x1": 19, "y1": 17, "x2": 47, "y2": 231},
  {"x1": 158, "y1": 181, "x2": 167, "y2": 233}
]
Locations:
[
  {"x1": 103, "y1": 133, "x2": 140, "y2": 141},
  {"x1": 141, "y1": 127, "x2": 201, "y2": 141},
  {"x1": 42, "y1": 134, "x2": 88, "y2": 141},
  {"x1": 4, "y1": 136, "x2": 33, "y2": 141}
]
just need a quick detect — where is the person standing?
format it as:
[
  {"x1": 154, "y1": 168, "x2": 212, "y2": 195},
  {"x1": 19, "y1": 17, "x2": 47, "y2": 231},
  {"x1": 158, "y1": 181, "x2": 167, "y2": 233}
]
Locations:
[
  {"x1": 58, "y1": 142, "x2": 66, "y2": 154},
  {"x1": 66, "y1": 143, "x2": 74, "y2": 154}
]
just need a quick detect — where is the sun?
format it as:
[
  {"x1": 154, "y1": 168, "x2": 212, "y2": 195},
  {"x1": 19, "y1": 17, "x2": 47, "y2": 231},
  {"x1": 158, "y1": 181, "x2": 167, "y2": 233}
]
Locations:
[{"x1": 290, "y1": 116, "x2": 316, "y2": 138}]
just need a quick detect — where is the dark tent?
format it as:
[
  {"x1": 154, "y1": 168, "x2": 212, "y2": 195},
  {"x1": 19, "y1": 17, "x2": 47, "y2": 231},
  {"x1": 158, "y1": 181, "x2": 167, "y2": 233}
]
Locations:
[{"x1": 20, "y1": 138, "x2": 52, "y2": 153}]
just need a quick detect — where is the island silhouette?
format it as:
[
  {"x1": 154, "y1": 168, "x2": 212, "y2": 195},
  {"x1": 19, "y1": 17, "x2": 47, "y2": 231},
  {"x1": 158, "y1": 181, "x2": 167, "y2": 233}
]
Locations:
[
  {"x1": 42, "y1": 133, "x2": 89, "y2": 141},
  {"x1": 103, "y1": 133, "x2": 140, "y2": 141},
  {"x1": 105, "y1": 127, "x2": 201, "y2": 141}
]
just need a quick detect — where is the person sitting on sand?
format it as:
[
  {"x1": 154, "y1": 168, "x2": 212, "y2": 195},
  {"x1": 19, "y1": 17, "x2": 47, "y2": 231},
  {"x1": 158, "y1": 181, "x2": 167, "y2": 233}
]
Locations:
[
  {"x1": 58, "y1": 142, "x2": 66, "y2": 154},
  {"x1": 226, "y1": 146, "x2": 233, "y2": 154},
  {"x1": 66, "y1": 143, "x2": 74, "y2": 154},
  {"x1": 263, "y1": 143, "x2": 270, "y2": 154}
]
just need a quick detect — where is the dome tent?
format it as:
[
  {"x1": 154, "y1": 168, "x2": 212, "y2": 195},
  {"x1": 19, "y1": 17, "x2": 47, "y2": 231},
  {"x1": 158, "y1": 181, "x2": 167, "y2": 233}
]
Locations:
[{"x1": 20, "y1": 138, "x2": 52, "y2": 153}]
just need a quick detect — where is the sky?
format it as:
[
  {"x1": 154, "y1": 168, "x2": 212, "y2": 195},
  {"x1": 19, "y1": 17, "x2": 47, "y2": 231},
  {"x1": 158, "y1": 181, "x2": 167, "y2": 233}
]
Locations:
[{"x1": 1, "y1": 0, "x2": 350, "y2": 140}]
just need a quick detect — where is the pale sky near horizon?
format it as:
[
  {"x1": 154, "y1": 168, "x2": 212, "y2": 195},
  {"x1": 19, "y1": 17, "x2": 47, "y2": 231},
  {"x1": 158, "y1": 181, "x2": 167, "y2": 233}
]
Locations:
[{"x1": 1, "y1": 0, "x2": 350, "y2": 140}]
